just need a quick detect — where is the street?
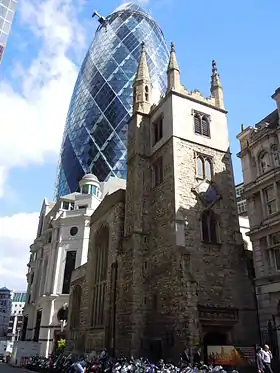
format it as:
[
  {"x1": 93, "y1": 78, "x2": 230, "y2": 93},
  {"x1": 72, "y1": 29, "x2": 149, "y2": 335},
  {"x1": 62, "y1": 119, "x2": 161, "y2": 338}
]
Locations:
[{"x1": 0, "y1": 363, "x2": 30, "y2": 372}]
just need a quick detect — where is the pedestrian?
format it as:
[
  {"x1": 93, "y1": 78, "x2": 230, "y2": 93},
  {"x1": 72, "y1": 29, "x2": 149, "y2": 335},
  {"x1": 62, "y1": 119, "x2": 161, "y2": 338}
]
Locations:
[
  {"x1": 70, "y1": 356, "x2": 87, "y2": 373},
  {"x1": 256, "y1": 346, "x2": 264, "y2": 373},
  {"x1": 261, "y1": 345, "x2": 273, "y2": 373}
]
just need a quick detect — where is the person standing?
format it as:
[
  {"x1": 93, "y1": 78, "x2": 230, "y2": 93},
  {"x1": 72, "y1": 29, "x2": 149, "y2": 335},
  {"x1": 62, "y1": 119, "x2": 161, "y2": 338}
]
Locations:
[
  {"x1": 256, "y1": 346, "x2": 264, "y2": 373},
  {"x1": 262, "y1": 345, "x2": 273, "y2": 373}
]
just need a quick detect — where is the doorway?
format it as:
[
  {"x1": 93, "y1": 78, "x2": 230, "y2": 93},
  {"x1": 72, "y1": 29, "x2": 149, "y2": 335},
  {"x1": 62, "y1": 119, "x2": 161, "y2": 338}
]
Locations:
[
  {"x1": 150, "y1": 339, "x2": 162, "y2": 362},
  {"x1": 203, "y1": 331, "x2": 227, "y2": 363}
]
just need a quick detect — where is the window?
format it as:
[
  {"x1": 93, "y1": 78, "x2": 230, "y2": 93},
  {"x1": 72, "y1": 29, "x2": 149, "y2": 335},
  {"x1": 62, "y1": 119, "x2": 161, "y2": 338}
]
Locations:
[
  {"x1": 91, "y1": 226, "x2": 109, "y2": 327},
  {"x1": 269, "y1": 233, "x2": 280, "y2": 246},
  {"x1": 205, "y1": 159, "x2": 212, "y2": 180},
  {"x1": 70, "y1": 227, "x2": 78, "y2": 236},
  {"x1": 237, "y1": 200, "x2": 247, "y2": 214},
  {"x1": 62, "y1": 201, "x2": 74, "y2": 210},
  {"x1": 153, "y1": 117, "x2": 163, "y2": 145},
  {"x1": 201, "y1": 210, "x2": 218, "y2": 244},
  {"x1": 235, "y1": 185, "x2": 244, "y2": 198},
  {"x1": 274, "y1": 250, "x2": 280, "y2": 271},
  {"x1": 196, "y1": 155, "x2": 213, "y2": 180},
  {"x1": 264, "y1": 186, "x2": 276, "y2": 215},
  {"x1": 194, "y1": 112, "x2": 210, "y2": 137},
  {"x1": 271, "y1": 144, "x2": 280, "y2": 167},
  {"x1": 259, "y1": 152, "x2": 270, "y2": 174},
  {"x1": 62, "y1": 251, "x2": 76, "y2": 294},
  {"x1": 145, "y1": 85, "x2": 149, "y2": 101},
  {"x1": 153, "y1": 157, "x2": 163, "y2": 187},
  {"x1": 90, "y1": 185, "x2": 97, "y2": 195},
  {"x1": 81, "y1": 185, "x2": 89, "y2": 194},
  {"x1": 70, "y1": 285, "x2": 82, "y2": 329},
  {"x1": 197, "y1": 157, "x2": 204, "y2": 179}
]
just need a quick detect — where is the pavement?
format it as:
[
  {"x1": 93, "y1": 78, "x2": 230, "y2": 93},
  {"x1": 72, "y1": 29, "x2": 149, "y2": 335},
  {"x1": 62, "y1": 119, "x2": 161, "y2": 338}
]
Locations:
[{"x1": 0, "y1": 362, "x2": 31, "y2": 372}]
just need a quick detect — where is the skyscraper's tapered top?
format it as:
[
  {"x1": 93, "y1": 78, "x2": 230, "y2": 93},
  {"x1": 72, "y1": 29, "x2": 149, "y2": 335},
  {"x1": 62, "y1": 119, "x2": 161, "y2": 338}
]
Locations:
[{"x1": 134, "y1": 42, "x2": 151, "y2": 83}]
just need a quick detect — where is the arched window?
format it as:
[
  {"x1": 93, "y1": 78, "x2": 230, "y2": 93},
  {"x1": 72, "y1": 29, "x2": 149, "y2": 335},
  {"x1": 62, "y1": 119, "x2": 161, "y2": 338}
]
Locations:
[
  {"x1": 194, "y1": 112, "x2": 210, "y2": 138},
  {"x1": 194, "y1": 114, "x2": 201, "y2": 134},
  {"x1": 259, "y1": 152, "x2": 270, "y2": 174},
  {"x1": 145, "y1": 85, "x2": 149, "y2": 101},
  {"x1": 201, "y1": 116, "x2": 210, "y2": 137},
  {"x1": 196, "y1": 156, "x2": 213, "y2": 180},
  {"x1": 205, "y1": 159, "x2": 212, "y2": 180},
  {"x1": 271, "y1": 144, "x2": 280, "y2": 167},
  {"x1": 91, "y1": 226, "x2": 109, "y2": 327},
  {"x1": 70, "y1": 285, "x2": 82, "y2": 329},
  {"x1": 197, "y1": 157, "x2": 204, "y2": 179},
  {"x1": 201, "y1": 210, "x2": 218, "y2": 244},
  {"x1": 133, "y1": 87, "x2": 136, "y2": 105}
]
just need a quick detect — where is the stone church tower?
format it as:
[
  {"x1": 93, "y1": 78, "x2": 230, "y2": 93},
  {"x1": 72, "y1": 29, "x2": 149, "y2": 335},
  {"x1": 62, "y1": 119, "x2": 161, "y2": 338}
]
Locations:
[{"x1": 116, "y1": 42, "x2": 259, "y2": 359}]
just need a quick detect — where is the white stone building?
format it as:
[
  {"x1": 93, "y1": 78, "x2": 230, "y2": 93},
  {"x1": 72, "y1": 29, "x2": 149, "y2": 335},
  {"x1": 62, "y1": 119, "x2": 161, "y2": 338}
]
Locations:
[
  {"x1": 22, "y1": 174, "x2": 125, "y2": 356},
  {"x1": 237, "y1": 88, "x2": 280, "y2": 355},
  {"x1": 235, "y1": 183, "x2": 252, "y2": 251}
]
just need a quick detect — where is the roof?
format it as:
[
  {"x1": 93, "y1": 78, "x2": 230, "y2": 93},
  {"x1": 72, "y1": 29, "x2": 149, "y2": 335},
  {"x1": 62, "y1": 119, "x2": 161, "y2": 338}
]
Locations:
[
  {"x1": 255, "y1": 109, "x2": 279, "y2": 128},
  {"x1": 12, "y1": 292, "x2": 26, "y2": 303},
  {"x1": 0, "y1": 287, "x2": 11, "y2": 293}
]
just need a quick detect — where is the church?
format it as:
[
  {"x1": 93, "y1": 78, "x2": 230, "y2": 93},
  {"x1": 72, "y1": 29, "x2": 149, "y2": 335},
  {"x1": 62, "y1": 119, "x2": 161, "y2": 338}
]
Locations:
[{"x1": 67, "y1": 42, "x2": 259, "y2": 361}]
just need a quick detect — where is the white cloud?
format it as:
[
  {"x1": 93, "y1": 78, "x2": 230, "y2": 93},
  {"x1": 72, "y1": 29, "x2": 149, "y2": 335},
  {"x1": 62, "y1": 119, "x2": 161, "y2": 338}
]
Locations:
[
  {"x1": 0, "y1": 212, "x2": 39, "y2": 290},
  {"x1": 0, "y1": 0, "x2": 87, "y2": 198}
]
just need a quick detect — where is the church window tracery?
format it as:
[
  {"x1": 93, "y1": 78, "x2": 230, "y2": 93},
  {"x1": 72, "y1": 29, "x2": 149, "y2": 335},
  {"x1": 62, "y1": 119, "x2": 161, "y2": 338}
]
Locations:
[
  {"x1": 153, "y1": 156, "x2": 163, "y2": 186},
  {"x1": 196, "y1": 155, "x2": 213, "y2": 180},
  {"x1": 193, "y1": 111, "x2": 210, "y2": 137},
  {"x1": 91, "y1": 226, "x2": 109, "y2": 327},
  {"x1": 201, "y1": 210, "x2": 218, "y2": 244}
]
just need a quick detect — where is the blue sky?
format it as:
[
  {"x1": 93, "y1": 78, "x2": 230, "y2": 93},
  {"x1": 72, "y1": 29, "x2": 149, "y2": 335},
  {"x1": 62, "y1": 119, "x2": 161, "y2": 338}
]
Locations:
[{"x1": 0, "y1": 0, "x2": 279, "y2": 289}]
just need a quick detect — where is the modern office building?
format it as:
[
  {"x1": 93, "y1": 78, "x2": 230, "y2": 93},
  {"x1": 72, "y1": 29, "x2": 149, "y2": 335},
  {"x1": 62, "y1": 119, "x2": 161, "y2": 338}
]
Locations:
[
  {"x1": 0, "y1": 287, "x2": 12, "y2": 338},
  {"x1": 55, "y1": 2, "x2": 169, "y2": 198},
  {"x1": 0, "y1": 0, "x2": 17, "y2": 63},
  {"x1": 7, "y1": 292, "x2": 26, "y2": 342}
]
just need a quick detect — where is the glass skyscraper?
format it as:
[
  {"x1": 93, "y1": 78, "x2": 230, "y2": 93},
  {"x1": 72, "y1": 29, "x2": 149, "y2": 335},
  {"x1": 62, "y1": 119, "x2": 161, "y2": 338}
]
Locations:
[
  {"x1": 55, "y1": 2, "x2": 169, "y2": 198},
  {"x1": 0, "y1": 0, "x2": 17, "y2": 63}
]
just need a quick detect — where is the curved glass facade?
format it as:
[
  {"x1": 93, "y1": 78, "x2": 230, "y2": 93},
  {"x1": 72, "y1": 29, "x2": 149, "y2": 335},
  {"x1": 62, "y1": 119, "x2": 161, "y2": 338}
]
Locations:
[{"x1": 55, "y1": 2, "x2": 169, "y2": 198}]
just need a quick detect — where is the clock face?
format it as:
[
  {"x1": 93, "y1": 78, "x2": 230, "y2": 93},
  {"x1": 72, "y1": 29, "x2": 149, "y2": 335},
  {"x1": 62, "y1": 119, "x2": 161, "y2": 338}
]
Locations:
[{"x1": 197, "y1": 182, "x2": 217, "y2": 203}]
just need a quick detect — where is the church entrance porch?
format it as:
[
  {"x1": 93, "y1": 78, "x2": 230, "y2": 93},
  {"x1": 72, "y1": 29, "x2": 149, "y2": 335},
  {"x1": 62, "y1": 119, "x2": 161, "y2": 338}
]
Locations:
[{"x1": 198, "y1": 305, "x2": 239, "y2": 364}]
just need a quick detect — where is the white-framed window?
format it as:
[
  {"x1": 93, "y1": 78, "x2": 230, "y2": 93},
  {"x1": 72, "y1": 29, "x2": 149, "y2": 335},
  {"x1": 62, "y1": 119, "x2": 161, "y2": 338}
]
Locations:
[
  {"x1": 237, "y1": 200, "x2": 247, "y2": 214},
  {"x1": 235, "y1": 185, "x2": 244, "y2": 198},
  {"x1": 264, "y1": 186, "x2": 276, "y2": 215}
]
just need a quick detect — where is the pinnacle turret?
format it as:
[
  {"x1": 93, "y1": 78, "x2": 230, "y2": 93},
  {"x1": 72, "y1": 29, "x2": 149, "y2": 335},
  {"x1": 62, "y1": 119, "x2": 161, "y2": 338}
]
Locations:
[
  {"x1": 210, "y1": 60, "x2": 224, "y2": 109},
  {"x1": 132, "y1": 42, "x2": 152, "y2": 114},
  {"x1": 134, "y1": 42, "x2": 151, "y2": 83},
  {"x1": 167, "y1": 42, "x2": 180, "y2": 91}
]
